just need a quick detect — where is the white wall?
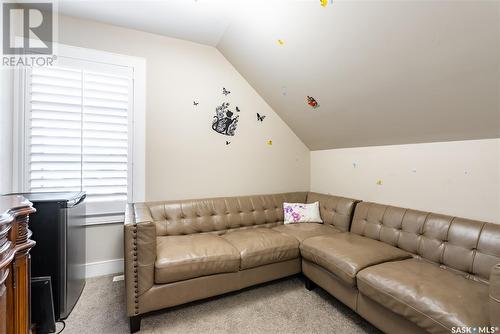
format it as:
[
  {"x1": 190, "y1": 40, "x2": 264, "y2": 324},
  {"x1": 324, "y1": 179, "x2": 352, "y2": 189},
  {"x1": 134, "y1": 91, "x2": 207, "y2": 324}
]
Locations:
[
  {"x1": 311, "y1": 139, "x2": 500, "y2": 223},
  {"x1": 0, "y1": 69, "x2": 14, "y2": 195},
  {"x1": 56, "y1": 16, "x2": 310, "y2": 276}
]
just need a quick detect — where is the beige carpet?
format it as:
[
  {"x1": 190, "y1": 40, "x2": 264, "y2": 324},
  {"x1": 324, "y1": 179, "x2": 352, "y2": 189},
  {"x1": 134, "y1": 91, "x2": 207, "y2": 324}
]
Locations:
[{"x1": 62, "y1": 275, "x2": 380, "y2": 334}]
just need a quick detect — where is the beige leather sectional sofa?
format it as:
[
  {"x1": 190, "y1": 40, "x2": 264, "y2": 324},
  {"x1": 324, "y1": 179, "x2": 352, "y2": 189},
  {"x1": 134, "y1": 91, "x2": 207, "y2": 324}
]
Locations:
[{"x1": 124, "y1": 192, "x2": 500, "y2": 333}]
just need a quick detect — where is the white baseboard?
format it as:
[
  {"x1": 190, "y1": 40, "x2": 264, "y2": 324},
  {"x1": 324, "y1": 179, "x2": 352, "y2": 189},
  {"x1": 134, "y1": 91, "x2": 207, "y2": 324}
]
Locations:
[{"x1": 85, "y1": 258, "x2": 124, "y2": 278}]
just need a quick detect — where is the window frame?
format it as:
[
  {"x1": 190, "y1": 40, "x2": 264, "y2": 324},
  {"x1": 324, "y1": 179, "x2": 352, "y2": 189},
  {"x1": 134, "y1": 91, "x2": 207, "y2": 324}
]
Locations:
[{"x1": 13, "y1": 42, "x2": 146, "y2": 225}]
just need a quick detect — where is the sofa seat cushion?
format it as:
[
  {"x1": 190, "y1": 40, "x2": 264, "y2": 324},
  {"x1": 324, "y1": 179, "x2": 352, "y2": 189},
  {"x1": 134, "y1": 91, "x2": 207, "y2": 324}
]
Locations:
[
  {"x1": 273, "y1": 223, "x2": 340, "y2": 242},
  {"x1": 300, "y1": 233, "x2": 411, "y2": 286},
  {"x1": 221, "y1": 228, "x2": 300, "y2": 269},
  {"x1": 155, "y1": 234, "x2": 240, "y2": 284},
  {"x1": 357, "y1": 258, "x2": 490, "y2": 333}
]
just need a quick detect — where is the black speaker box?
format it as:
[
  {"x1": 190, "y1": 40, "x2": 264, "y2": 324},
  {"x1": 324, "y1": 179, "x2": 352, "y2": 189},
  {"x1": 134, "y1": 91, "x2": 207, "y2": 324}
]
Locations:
[{"x1": 31, "y1": 276, "x2": 56, "y2": 333}]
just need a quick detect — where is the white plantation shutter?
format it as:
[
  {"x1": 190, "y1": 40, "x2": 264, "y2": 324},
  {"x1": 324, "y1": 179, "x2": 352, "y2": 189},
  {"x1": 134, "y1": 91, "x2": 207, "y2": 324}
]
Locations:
[
  {"x1": 25, "y1": 58, "x2": 133, "y2": 221},
  {"x1": 29, "y1": 66, "x2": 83, "y2": 194},
  {"x1": 82, "y1": 71, "x2": 130, "y2": 204}
]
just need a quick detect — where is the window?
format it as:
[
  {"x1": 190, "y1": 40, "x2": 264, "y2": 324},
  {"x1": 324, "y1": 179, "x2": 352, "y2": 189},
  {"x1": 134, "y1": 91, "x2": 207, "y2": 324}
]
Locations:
[{"x1": 15, "y1": 44, "x2": 145, "y2": 224}]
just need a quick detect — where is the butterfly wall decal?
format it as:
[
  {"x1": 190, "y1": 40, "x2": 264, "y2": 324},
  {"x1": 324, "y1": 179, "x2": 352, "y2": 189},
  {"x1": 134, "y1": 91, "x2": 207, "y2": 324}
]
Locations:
[
  {"x1": 257, "y1": 113, "x2": 266, "y2": 122},
  {"x1": 222, "y1": 87, "x2": 231, "y2": 96},
  {"x1": 236, "y1": 106, "x2": 241, "y2": 112},
  {"x1": 320, "y1": 0, "x2": 333, "y2": 7},
  {"x1": 226, "y1": 141, "x2": 231, "y2": 145},
  {"x1": 193, "y1": 101, "x2": 199, "y2": 106},
  {"x1": 307, "y1": 96, "x2": 320, "y2": 109}
]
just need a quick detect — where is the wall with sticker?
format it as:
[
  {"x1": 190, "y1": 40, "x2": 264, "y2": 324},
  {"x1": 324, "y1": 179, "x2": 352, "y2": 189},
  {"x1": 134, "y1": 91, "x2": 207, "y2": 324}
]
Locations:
[
  {"x1": 311, "y1": 139, "x2": 500, "y2": 223},
  {"x1": 56, "y1": 15, "x2": 310, "y2": 272},
  {"x1": 58, "y1": 15, "x2": 310, "y2": 201},
  {"x1": 218, "y1": 1, "x2": 499, "y2": 150}
]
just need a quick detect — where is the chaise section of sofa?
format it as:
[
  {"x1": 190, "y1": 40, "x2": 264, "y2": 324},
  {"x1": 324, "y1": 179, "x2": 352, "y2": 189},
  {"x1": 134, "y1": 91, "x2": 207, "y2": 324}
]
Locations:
[
  {"x1": 357, "y1": 258, "x2": 490, "y2": 333},
  {"x1": 302, "y1": 201, "x2": 500, "y2": 334},
  {"x1": 491, "y1": 264, "x2": 500, "y2": 328},
  {"x1": 123, "y1": 192, "x2": 359, "y2": 332}
]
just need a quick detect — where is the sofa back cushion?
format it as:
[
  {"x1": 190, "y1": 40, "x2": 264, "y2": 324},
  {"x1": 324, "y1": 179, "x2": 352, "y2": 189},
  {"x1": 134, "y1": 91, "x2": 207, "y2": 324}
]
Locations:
[
  {"x1": 306, "y1": 192, "x2": 360, "y2": 232},
  {"x1": 351, "y1": 202, "x2": 500, "y2": 282},
  {"x1": 147, "y1": 192, "x2": 307, "y2": 236}
]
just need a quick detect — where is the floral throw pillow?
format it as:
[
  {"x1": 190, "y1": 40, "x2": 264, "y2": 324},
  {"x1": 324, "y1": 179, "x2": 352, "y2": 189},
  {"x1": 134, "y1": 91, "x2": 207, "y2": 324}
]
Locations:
[{"x1": 283, "y1": 202, "x2": 323, "y2": 224}]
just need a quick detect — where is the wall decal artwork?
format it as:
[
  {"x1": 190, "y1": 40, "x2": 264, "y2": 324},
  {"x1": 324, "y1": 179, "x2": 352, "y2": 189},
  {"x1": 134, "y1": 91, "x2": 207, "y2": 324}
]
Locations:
[
  {"x1": 277, "y1": 39, "x2": 285, "y2": 46},
  {"x1": 256, "y1": 113, "x2": 266, "y2": 122},
  {"x1": 226, "y1": 141, "x2": 231, "y2": 145},
  {"x1": 212, "y1": 102, "x2": 239, "y2": 136},
  {"x1": 222, "y1": 87, "x2": 231, "y2": 96},
  {"x1": 193, "y1": 101, "x2": 199, "y2": 106},
  {"x1": 267, "y1": 140, "x2": 273, "y2": 146},
  {"x1": 307, "y1": 96, "x2": 320, "y2": 109},
  {"x1": 236, "y1": 106, "x2": 241, "y2": 112}
]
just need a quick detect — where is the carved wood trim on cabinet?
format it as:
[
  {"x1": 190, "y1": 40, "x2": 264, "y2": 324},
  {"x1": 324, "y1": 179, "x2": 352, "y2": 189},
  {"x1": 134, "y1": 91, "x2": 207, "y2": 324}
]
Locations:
[{"x1": 0, "y1": 196, "x2": 36, "y2": 334}]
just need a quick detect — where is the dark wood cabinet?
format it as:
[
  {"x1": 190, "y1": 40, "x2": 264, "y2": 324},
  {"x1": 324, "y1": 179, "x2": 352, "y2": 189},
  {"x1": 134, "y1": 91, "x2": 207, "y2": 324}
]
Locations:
[{"x1": 0, "y1": 195, "x2": 36, "y2": 334}]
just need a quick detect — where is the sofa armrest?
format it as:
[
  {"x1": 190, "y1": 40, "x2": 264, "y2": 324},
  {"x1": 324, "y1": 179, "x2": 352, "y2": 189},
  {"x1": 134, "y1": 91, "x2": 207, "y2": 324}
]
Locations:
[
  {"x1": 124, "y1": 203, "x2": 157, "y2": 316},
  {"x1": 490, "y1": 263, "x2": 500, "y2": 327}
]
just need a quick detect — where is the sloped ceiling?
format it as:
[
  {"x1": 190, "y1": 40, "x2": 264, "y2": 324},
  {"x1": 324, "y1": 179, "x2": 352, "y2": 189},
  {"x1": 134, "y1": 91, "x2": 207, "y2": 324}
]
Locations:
[
  {"x1": 217, "y1": 1, "x2": 500, "y2": 150},
  {"x1": 58, "y1": 0, "x2": 500, "y2": 150},
  {"x1": 57, "y1": 0, "x2": 232, "y2": 46}
]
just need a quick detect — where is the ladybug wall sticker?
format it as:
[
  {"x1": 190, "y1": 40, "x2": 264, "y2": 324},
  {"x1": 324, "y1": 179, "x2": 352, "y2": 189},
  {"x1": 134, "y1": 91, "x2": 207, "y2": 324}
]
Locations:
[{"x1": 307, "y1": 96, "x2": 320, "y2": 109}]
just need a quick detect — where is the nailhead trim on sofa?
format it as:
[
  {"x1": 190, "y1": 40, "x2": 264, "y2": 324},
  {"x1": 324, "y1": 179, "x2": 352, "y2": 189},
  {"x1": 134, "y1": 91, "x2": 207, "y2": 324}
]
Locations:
[{"x1": 133, "y1": 223, "x2": 139, "y2": 314}]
